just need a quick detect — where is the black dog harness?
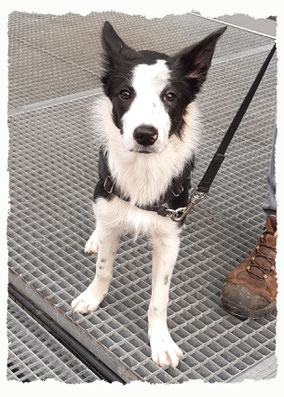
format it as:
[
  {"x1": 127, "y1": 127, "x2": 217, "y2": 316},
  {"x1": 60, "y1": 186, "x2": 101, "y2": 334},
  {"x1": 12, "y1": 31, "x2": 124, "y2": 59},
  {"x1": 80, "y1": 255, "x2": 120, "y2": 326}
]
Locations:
[
  {"x1": 94, "y1": 147, "x2": 194, "y2": 221},
  {"x1": 94, "y1": 44, "x2": 276, "y2": 222}
]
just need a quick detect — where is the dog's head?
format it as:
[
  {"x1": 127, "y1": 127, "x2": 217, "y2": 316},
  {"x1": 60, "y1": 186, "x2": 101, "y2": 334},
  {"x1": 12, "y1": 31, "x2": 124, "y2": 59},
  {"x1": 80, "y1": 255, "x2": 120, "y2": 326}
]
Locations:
[{"x1": 101, "y1": 21, "x2": 226, "y2": 154}]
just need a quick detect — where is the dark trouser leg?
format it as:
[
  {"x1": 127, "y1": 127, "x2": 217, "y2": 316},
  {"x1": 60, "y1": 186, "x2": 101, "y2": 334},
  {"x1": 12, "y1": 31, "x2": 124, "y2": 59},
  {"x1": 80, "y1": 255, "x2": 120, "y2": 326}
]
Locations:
[{"x1": 263, "y1": 127, "x2": 277, "y2": 217}]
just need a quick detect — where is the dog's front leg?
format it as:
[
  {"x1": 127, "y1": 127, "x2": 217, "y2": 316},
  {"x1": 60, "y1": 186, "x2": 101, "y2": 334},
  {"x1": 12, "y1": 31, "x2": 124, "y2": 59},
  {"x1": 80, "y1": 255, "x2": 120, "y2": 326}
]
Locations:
[
  {"x1": 71, "y1": 222, "x2": 120, "y2": 314},
  {"x1": 148, "y1": 229, "x2": 183, "y2": 369}
]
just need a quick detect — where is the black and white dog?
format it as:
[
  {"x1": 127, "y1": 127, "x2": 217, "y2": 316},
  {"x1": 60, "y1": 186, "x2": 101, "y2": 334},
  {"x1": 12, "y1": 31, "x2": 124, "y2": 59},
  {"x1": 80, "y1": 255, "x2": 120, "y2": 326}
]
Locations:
[{"x1": 72, "y1": 22, "x2": 226, "y2": 369}]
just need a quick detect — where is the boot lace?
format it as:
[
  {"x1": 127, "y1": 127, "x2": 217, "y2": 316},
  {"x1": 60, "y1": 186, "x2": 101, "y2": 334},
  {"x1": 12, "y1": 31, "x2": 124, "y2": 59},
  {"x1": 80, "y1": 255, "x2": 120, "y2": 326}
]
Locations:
[{"x1": 246, "y1": 228, "x2": 276, "y2": 280}]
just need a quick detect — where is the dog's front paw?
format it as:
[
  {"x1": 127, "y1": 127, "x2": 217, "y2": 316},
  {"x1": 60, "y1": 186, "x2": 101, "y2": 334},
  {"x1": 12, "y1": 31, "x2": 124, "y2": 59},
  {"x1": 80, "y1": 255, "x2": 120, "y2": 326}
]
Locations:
[
  {"x1": 85, "y1": 230, "x2": 99, "y2": 254},
  {"x1": 71, "y1": 288, "x2": 105, "y2": 314},
  {"x1": 150, "y1": 331, "x2": 183, "y2": 369}
]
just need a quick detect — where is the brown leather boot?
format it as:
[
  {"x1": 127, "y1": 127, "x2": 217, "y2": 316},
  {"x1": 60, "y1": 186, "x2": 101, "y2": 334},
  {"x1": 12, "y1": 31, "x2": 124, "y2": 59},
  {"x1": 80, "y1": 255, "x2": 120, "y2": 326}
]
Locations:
[{"x1": 220, "y1": 216, "x2": 277, "y2": 319}]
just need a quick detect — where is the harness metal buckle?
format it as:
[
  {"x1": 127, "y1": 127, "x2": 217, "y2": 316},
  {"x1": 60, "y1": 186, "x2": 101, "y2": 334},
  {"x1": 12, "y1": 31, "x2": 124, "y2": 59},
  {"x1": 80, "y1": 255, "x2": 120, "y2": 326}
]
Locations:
[
  {"x1": 103, "y1": 175, "x2": 114, "y2": 194},
  {"x1": 171, "y1": 182, "x2": 184, "y2": 197}
]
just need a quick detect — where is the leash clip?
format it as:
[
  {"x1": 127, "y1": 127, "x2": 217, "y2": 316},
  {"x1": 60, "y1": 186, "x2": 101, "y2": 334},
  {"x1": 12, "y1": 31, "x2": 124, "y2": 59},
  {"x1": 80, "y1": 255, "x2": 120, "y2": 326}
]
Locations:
[{"x1": 166, "y1": 187, "x2": 206, "y2": 222}]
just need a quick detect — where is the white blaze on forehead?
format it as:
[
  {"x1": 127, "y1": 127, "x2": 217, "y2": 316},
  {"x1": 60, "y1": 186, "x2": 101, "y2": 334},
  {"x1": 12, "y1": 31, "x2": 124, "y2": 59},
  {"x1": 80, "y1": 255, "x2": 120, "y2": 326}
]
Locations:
[
  {"x1": 132, "y1": 60, "x2": 171, "y2": 93},
  {"x1": 121, "y1": 60, "x2": 172, "y2": 152}
]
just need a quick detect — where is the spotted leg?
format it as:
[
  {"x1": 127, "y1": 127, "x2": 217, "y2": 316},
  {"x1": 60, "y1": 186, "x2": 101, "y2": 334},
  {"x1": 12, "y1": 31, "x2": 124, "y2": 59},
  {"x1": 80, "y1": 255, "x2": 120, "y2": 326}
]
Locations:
[
  {"x1": 84, "y1": 228, "x2": 99, "y2": 254},
  {"x1": 148, "y1": 229, "x2": 183, "y2": 369},
  {"x1": 71, "y1": 223, "x2": 120, "y2": 313}
]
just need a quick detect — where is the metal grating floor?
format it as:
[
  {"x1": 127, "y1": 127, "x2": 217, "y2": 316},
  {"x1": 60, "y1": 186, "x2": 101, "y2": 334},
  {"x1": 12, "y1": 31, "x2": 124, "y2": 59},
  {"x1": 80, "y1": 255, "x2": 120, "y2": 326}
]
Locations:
[
  {"x1": 7, "y1": 298, "x2": 100, "y2": 382},
  {"x1": 8, "y1": 11, "x2": 277, "y2": 383}
]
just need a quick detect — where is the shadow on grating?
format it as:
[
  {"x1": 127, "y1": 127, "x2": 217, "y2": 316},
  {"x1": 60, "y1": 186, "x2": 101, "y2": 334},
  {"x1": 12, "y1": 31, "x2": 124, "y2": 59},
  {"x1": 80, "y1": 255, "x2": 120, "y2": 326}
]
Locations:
[{"x1": 8, "y1": 11, "x2": 277, "y2": 383}]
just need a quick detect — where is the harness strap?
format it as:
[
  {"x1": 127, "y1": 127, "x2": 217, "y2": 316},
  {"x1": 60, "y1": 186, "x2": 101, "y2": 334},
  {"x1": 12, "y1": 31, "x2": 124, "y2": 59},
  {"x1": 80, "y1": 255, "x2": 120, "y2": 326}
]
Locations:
[{"x1": 94, "y1": 147, "x2": 194, "y2": 216}]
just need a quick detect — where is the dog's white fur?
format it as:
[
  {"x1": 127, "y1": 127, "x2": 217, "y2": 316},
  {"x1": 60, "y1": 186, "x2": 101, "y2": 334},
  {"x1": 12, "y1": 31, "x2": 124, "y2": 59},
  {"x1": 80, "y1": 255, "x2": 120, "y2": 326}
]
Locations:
[
  {"x1": 122, "y1": 60, "x2": 172, "y2": 154},
  {"x1": 72, "y1": 62, "x2": 200, "y2": 369}
]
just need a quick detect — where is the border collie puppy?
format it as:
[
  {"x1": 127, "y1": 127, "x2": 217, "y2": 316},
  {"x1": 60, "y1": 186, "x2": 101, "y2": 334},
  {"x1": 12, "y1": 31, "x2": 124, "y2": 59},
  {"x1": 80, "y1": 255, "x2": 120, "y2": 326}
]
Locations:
[{"x1": 72, "y1": 22, "x2": 226, "y2": 369}]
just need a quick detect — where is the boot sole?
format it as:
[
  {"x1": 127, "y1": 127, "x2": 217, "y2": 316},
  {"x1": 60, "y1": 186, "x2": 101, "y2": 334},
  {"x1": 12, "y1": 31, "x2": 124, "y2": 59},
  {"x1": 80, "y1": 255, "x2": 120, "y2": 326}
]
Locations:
[{"x1": 220, "y1": 296, "x2": 277, "y2": 320}]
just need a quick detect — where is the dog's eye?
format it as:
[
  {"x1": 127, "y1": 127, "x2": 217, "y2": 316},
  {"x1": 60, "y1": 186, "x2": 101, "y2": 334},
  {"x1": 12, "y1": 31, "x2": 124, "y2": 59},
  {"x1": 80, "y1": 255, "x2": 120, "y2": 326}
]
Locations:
[
  {"x1": 164, "y1": 92, "x2": 176, "y2": 103},
  {"x1": 119, "y1": 89, "x2": 131, "y2": 101}
]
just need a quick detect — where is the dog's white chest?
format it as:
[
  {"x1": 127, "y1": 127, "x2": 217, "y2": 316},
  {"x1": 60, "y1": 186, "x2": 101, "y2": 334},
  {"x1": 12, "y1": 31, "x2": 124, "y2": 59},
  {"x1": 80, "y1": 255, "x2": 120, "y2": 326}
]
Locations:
[{"x1": 108, "y1": 152, "x2": 174, "y2": 206}]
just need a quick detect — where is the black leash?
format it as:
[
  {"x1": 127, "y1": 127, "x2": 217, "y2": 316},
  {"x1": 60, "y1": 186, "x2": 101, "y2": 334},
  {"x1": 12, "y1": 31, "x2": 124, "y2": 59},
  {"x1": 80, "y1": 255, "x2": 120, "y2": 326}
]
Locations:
[{"x1": 166, "y1": 43, "x2": 276, "y2": 222}]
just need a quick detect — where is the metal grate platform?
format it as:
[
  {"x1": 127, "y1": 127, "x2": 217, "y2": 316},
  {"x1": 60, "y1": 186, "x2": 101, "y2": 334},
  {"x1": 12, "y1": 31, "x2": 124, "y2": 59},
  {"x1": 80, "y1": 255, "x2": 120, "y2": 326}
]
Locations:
[
  {"x1": 8, "y1": 11, "x2": 277, "y2": 383},
  {"x1": 7, "y1": 298, "x2": 100, "y2": 382}
]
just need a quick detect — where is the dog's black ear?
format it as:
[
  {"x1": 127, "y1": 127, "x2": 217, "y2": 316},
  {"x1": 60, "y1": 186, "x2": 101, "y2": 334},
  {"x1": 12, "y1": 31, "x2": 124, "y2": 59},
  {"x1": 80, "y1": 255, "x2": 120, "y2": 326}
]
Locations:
[
  {"x1": 102, "y1": 21, "x2": 138, "y2": 60},
  {"x1": 170, "y1": 26, "x2": 226, "y2": 88}
]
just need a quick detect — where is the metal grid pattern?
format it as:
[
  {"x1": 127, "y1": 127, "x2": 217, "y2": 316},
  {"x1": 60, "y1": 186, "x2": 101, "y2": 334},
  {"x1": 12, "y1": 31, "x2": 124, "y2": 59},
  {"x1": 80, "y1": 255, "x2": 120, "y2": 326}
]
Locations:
[
  {"x1": 8, "y1": 11, "x2": 274, "y2": 109},
  {"x1": 7, "y1": 298, "x2": 99, "y2": 382},
  {"x1": 8, "y1": 12, "x2": 277, "y2": 383}
]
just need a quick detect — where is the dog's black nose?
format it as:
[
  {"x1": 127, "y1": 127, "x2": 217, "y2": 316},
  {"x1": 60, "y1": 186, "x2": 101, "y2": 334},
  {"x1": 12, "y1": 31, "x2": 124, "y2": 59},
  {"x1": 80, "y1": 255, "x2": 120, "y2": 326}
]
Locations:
[{"x1": 133, "y1": 125, "x2": 158, "y2": 146}]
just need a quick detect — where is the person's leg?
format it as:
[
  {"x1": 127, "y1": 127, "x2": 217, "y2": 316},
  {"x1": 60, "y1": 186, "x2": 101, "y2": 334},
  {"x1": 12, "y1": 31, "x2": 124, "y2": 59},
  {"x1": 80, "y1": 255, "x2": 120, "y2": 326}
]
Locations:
[
  {"x1": 220, "y1": 127, "x2": 277, "y2": 319},
  {"x1": 262, "y1": 126, "x2": 277, "y2": 217}
]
